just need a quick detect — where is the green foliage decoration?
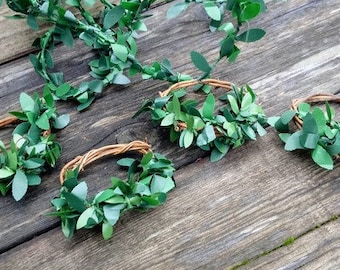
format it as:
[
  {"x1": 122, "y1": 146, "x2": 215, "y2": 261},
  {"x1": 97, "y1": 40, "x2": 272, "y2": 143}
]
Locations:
[
  {"x1": 3, "y1": 0, "x2": 267, "y2": 110},
  {"x1": 0, "y1": 87, "x2": 70, "y2": 200},
  {"x1": 268, "y1": 94, "x2": 340, "y2": 170},
  {"x1": 50, "y1": 141, "x2": 176, "y2": 239},
  {"x1": 168, "y1": 0, "x2": 267, "y2": 78},
  {"x1": 134, "y1": 79, "x2": 267, "y2": 162}
]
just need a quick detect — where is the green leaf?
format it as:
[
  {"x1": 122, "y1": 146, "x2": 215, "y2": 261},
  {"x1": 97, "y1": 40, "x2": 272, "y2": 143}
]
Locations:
[
  {"x1": 76, "y1": 206, "x2": 96, "y2": 229},
  {"x1": 210, "y1": 148, "x2": 226, "y2": 162},
  {"x1": 150, "y1": 175, "x2": 175, "y2": 194},
  {"x1": 160, "y1": 113, "x2": 175, "y2": 126},
  {"x1": 56, "y1": 83, "x2": 71, "y2": 97},
  {"x1": 220, "y1": 37, "x2": 235, "y2": 58},
  {"x1": 19, "y1": 93, "x2": 35, "y2": 112},
  {"x1": 181, "y1": 130, "x2": 194, "y2": 148},
  {"x1": 103, "y1": 6, "x2": 125, "y2": 29},
  {"x1": 27, "y1": 14, "x2": 39, "y2": 30},
  {"x1": 240, "y1": 3, "x2": 261, "y2": 21},
  {"x1": 167, "y1": 2, "x2": 189, "y2": 19},
  {"x1": 117, "y1": 158, "x2": 135, "y2": 167},
  {"x1": 0, "y1": 168, "x2": 15, "y2": 179},
  {"x1": 94, "y1": 189, "x2": 115, "y2": 203},
  {"x1": 312, "y1": 144, "x2": 333, "y2": 170},
  {"x1": 241, "y1": 92, "x2": 253, "y2": 110},
  {"x1": 71, "y1": 182, "x2": 88, "y2": 201},
  {"x1": 172, "y1": 95, "x2": 181, "y2": 119},
  {"x1": 312, "y1": 107, "x2": 326, "y2": 135},
  {"x1": 190, "y1": 51, "x2": 211, "y2": 73},
  {"x1": 298, "y1": 103, "x2": 310, "y2": 117},
  {"x1": 227, "y1": 95, "x2": 239, "y2": 114},
  {"x1": 12, "y1": 170, "x2": 28, "y2": 201},
  {"x1": 111, "y1": 44, "x2": 128, "y2": 62},
  {"x1": 280, "y1": 110, "x2": 296, "y2": 125},
  {"x1": 61, "y1": 29, "x2": 74, "y2": 48},
  {"x1": 237, "y1": 29, "x2": 266, "y2": 43},
  {"x1": 255, "y1": 122, "x2": 267, "y2": 136},
  {"x1": 218, "y1": 22, "x2": 235, "y2": 35},
  {"x1": 202, "y1": 93, "x2": 215, "y2": 119},
  {"x1": 27, "y1": 174, "x2": 41, "y2": 186},
  {"x1": 141, "y1": 151, "x2": 153, "y2": 166},
  {"x1": 63, "y1": 192, "x2": 86, "y2": 213},
  {"x1": 299, "y1": 133, "x2": 319, "y2": 149},
  {"x1": 284, "y1": 130, "x2": 304, "y2": 151},
  {"x1": 53, "y1": 114, "x2": 70, "y2": 129},
  {"x1": 62, "y1": 218, "x2": 76, "y2": 239},
  {"x1": 102, "y1": 221, "x2": 113, "y2": 240},
  {"x1": 302, "y1": 113, "x2": 318, "y2": 134},
  {"x1": 36, "y1": 113, "x2": 50, "y2": 130},
  {"x1": 241, "y1": 124, "x2": 256, "y2": 140},
  {"x1": 325, "y1": 102, "x2": 334, "y2": 122},
  {"x1": 103, "y1": 204, "x2": 124, "y2": 225},
  {"x1": 203, "y1": 2, "x2": 221, "y2": 21},
  {"x1": 88, "y1": 80, "x2": 103, "y2": 93},
  {"x1": 113, "y1": 73, "x2": 131, "y2": 85},
  {"x1": 65, "y1": 0, "x2": 79, "y2": 7}
]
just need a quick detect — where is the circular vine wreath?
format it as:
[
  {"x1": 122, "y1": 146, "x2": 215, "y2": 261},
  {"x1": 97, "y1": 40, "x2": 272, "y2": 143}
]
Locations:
[
  {"x1": 0, "y1": 91, "x2": 69, "y2": 201},
  {"x1": 269, "y1": 93, "x2": 340, "y2": 170},
  {"x1": 50, "y1": 141, "x2": 176, "y2": 240},
  {"x1": 134, "y1": 79, "x2": 267, "y2": 162}
]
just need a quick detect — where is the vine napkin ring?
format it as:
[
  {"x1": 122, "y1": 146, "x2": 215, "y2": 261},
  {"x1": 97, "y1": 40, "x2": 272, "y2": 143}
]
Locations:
[
  {"x1": 134, "y1": 79, "x2": 267, "y2": 162},
  {"x1": 51, "y1": 141, "x2": 176, "y2": 239}
]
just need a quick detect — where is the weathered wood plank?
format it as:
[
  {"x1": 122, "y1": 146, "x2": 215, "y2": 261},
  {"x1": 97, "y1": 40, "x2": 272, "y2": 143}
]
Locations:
[
  {"x1": 0, "y1": 0, "x2": 339, "y2": 266},
  {"x1": 242, "y1": 219, "x2": 340, "y2": 269},
  {"x1": 0, "y1": 132, "x2": 339, "y2": 269}
]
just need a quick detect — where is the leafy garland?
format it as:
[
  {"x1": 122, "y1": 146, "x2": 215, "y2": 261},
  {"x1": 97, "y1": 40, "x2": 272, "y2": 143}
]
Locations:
[
  {"x1": 269, "y1": 94, "x2": 340, "y2": 170},
  {"x1": 2, "y1": 0, "x2": 266, "y2": 110},
  {"x1": 134, "y1": 79, "x2": 267, "y2": 161},
  {"x1": 50, "y1": 141, "x2": 175, "y2": 239},
  {"x1": 0, "y1": 87, "x2": 69, "y2": 200}
]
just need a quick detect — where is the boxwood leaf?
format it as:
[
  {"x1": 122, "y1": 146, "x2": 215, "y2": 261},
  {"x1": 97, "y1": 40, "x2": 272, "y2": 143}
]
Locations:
[
  {"x1": 210, "y1": 148, "x2": 226, "y2": 162},
  {"x1": 190, "y1": 51, "x2": 211, "y2": 73},
  {"x1": 53, "y1": 114, "x2": 70, "y2": 129},
  {"x1": 302, "y1": 113, "x2": 318, "y2": 134},
  {"x1": 103, "y1": 6, "x2": 125, "y2": 29},
  {"x1": 19, "y1": 93, "x2": 35, "y2": 112},
  {"x1": 284, "y1": 130, "x2": 304, "y2": 151},
  {"x1": 102, "y1": 221, "x2": 113, "y2": 240},
  {"x1": 76, "y1": 206, "x2": 96, "y2": 229},
  {"x1": 240, "y1": 3, "x2": 261, "y2": 21},
  {"x1": 237, "y1": 28, "x2": 266, "y2": 42},
  {"x1": 202, "y1": 93, "x2": 215, "y2": 119},
  {"x1": 150, "y1": 175, "x2": 175, "y2": 194},
  {"x1": 103, "y1": 204, "x2": 124, "y2": 225},
  {"x1": 0, "y1": 168, "x2": 15, "y2": 179},
  {"x1": 203, "y1": 2, "x2": 221, "y2": 21},
  {"x1": 63, "y1": 191, "x2": 86, "y2": 213},
  {"x1": 312, "y1": 107, "x2": 326, "y2": 135},
  {"x1": 71, "y1": 181, "x2": 88, "y2": 201},
  {"x1": 161, "y1": 113, "x2": 175, "y2": 126},
  {"x1": 12, "y1": 169, "x2": 28, "y2": 201},
  {"x1": 312, "y1": 144, "x2": 333, "y2": 170}
]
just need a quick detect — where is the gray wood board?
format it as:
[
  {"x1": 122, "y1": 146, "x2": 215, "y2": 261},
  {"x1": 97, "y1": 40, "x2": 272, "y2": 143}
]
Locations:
[
  {"x1": 0, "y1": 132, "x2": 339, "y2": 269},
  {"x1": 0, "y1": 0, "x2": 339, "y2": 268},
  {"x1": 242, "y1": 219, "x2": 340, "y2": 269}
]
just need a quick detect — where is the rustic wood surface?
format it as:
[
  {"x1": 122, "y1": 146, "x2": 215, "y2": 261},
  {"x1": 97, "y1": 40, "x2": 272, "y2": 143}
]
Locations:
[{"x1": 0, "y1": 0, "x2": 339, "y2": 269}]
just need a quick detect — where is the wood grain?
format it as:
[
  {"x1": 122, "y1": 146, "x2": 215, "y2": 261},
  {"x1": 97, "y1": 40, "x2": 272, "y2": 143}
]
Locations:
[
  {"x1": 242, "y1": 219, "x2": 340, "y2": 269},
  {"x1": 0, "y1": 132, "x2": 339, "y2": 269},
  {"x1": 0, "y1": 0, "x2": 339, "y2": 268}
]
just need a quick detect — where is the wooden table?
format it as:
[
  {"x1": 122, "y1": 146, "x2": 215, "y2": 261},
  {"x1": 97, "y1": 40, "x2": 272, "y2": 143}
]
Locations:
[{"x1": 0, "y1": 0, "x2": 339, "y2": 269}]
